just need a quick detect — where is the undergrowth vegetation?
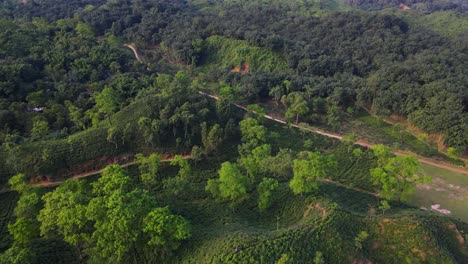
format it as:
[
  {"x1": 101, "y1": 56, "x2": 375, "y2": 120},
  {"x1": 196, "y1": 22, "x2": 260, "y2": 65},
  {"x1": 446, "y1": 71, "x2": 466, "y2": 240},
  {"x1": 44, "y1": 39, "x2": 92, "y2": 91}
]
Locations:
[{"x1": 201, "y1": 36, "x2": 287, "y2": 72}]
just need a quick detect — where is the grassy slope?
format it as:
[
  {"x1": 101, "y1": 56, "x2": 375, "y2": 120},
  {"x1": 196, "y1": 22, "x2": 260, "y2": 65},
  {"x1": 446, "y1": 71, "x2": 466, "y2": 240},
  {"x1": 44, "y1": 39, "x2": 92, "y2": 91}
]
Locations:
[
  {"x1": 409, "y1": 163, "x2": 468, "y2": 223},
  {"x1": 167, "y1": 120, "x2": 467, "y2": 263},
  {"x1": 1, "y1": 118, "x2": 467, "y2": 263},
  {"x1": 200, "y1": 36, "x2": 287, "y2": 72},
  {"x1": 379, "y1": 9, "x2": 468, "y2": 38}
]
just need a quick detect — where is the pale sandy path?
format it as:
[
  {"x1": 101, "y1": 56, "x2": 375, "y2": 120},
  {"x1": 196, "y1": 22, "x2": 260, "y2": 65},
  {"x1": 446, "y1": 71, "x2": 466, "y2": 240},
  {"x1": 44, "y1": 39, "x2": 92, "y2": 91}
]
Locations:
[
  {"x1": 34, "y1": 155, "x2": 192, "y2": 188},
  {"x1": 198, "y1": 91, "x2": 468, "y2": 175},
  {"x1": 124, "y1": 44, "x2": 143, "y2": 64}
]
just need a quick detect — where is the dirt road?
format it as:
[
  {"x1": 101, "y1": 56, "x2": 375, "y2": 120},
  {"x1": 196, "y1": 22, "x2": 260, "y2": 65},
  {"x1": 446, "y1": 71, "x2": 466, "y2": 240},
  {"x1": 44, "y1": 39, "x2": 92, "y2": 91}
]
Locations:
[
  {"x1": 34, "y1": 155, "x2": 192, "y2": 188},
  {"x1": 124, "y1": 44, "x2": 143, "y2": 64},
  {"x1": 197, "y1": 91, "x2": 468, "y2": 175}
]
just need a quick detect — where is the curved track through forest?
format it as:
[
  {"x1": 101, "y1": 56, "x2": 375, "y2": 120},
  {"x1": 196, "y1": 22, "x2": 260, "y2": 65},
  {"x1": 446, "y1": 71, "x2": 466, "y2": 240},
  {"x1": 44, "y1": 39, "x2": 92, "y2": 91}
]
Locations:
[
  {"x1": 34, "y1": 155, "x2": 192, "y2": 188},
  {"x1": 197, "y1": 91, "x2": 468, "y2": 176},
  {"x1": 124, "y1": 44, "x2": 467, "y2": 177}
]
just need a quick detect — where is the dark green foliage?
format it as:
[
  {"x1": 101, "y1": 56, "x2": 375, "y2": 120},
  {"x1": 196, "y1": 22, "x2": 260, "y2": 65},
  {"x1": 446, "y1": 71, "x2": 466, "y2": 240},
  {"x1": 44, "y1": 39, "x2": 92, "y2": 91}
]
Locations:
[{"x1": 0, "y1": 1, "x2": 467, "y2": 263}]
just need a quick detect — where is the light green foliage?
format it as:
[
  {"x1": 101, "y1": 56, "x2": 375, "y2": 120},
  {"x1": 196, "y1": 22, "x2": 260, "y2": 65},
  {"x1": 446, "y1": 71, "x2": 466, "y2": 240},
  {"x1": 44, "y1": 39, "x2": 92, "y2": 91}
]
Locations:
[
  {"x1": 379, "y1": 200, "x2": 391, "y2": 215},
  {"x1": 313, "y1": 251, "x2": 325, "y2": 264},
  {"x1": 238, "y1": 144, "x2": 271, "y2": 182},
  {"x1": 257, "y1": 178, "x2": 279, "y2": 211},
  {"x1": 8, "y1": 173, "x2": 28, "y2": 193},
  {"x1": 282, "y1": 92, "x2": 309, "y2": 124},
  {"x1": 136, "y1": 153, "x2": 161, "y2": 188},
  {"x1": 239, "y1": 118, "x2": 267, "y2": 155},
  {"x1": 370, "y1": 145, "x2": 430, "y2": 202},
  {"x1": 201, "y1": 123, "x2": 224, "y2": 155},
  {"x1": 14, "y1": 192, "x2": 40, "y2": 218},
  {"x1": 95, "y1": 86, "x2": 122, "y2": 123},
  {"x1": 75, "y1": 22, "x2": 94, "y2": 39},
  {"x1": 203, "y1": 35, "x2": 287, "y2": 72},
  {"x1": 418, "y1": 133, "x2": 429, "y2": 143},
  {"x1": 4, "y1": 173, "x2": 41, "y2": 256},
  {"x1": 164, "y1": 155, "x2": 191, "y2": 195},
  {"x1": 247, "y1": 104, "x2": 267, "y2": 121},
  {"x1": 206, "y1": 162, "x2": 249, "y2": 206},
  {"x1": 191, "y1": 145, "x2": 205, "y2": 162},
  {"x1": 170, "y1": 155, "x2": 191, "y2": 179},
  {"x1": 354, "y1": 231, "x2": 369, "y2": 250},
  {"x1": 446, "y1": 147, "x2": 459, "y2": 160},
  {"x1": 342, "y1": 133, "x2": 357, "y2": 145},
  {"x1": 290, "y1": 151, "x2": 337, "y2": 195},
  {"x1": 276, "y1": 253, "x2": 290, "y2": 264},
  {"x1": 30, "y1": 164, "x2": 191, "y2": 263},
  {"x1": 65, "y1": 100, "x2": 87, "y2": 130},
  {"x1": 8, "y1": 217, "x2": 38, "y2": 247},
  {"x1": 0, "y1": 245, "x2": 34, "y2": 264},
  {"x1": 143, "y1": 207, "x2": 191, "y2": 250},
  {"x1": 352, "y1": 148, "x2": 363, "y2": 158},
  {"x1": 38, "y1": 180, "x2": 91, "y2": 248},
  {"x1": 86, "y1": 165, "x2": 157, "y2": 263},
  {"x1": 30, "y1": 120, "x2": 49, "y2": 140},
  {"x1": 413, "y1": 11, "x2": 468, "y2": 37},
  {"x1": 91, "y1": 164, "x2": 131, "y2": 196}
]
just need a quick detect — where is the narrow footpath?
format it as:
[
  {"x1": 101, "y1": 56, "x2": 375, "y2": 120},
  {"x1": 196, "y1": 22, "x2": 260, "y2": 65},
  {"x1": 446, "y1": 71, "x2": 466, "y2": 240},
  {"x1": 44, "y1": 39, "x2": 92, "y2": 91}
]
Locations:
[
  {"x1": 124, "y1": 45, "x2": 467, "y2": 175},
  {"x1": 34, "y1": 155, "x2": 192, "y2": 188},
  {"x1": 197, "y1": 91, "x2": 468, "y2": 176}
]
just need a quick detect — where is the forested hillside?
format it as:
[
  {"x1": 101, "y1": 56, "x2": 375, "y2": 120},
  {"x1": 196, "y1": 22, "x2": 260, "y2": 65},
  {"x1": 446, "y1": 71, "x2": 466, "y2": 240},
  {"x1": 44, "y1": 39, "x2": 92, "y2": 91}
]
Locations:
[
  {"x1": 344, "y1": 0, "x2": 467, "y2": 12},
  {"x1": 0, "y1": 0, "x2": 467, "y2": 263}
]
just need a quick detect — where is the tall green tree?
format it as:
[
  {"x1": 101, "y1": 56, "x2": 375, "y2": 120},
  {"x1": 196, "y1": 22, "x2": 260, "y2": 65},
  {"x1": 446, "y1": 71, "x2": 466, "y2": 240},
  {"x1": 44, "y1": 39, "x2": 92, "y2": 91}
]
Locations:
[
  {"x1": 30, "y1": 120, "x2": 49, "y2": 140},
  {"x1": 163, "y1": 155, "x2": 191, "y2": 196},
  {"x1": 86, "y1": 165, "x2": 157, "y2": 263},
  {"x1": 370, "y1": 145, "x2": 431, "y2": 202},
  {"x1": 38, "y1": 180, "x2": 91, "y2": 260},
  {"x1": 201, "y1": 123, "x2": 224, "y2": 156},
  {"x1": 257, "y1": 178, "x2": 279, "y2": 211},
  {"x1": 239, "y1": 118, "x2": 267, "y2": 155},
  {"x1": 95, "y1": 86, "x2": 122, "y2": 125},
  {"x1": 238, "y1": 144, "x2": 271, "y2": 183},
  {"x1": 135, "y1": 153, "x2": 161, "y2": 189},
  {"x1": 206, "y1": 162, "x2": 249, "y2": 207},
  {"x1": 281, "y1": 92, "x2": 309, "y2": 124},
  {"x1": 143, "y1": 207, "x2": 191, "y2": 251},
  {"x1": 290, "y1": 151, "x2": 336, "y2": 195}
]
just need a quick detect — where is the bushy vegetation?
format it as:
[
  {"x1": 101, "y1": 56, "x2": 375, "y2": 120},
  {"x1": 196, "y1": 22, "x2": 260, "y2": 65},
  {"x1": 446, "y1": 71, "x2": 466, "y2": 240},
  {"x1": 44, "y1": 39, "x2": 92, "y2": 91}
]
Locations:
[
  {"x1": 0, "y1": 0, "x2": 467, "y2": 263},
  {"x1": 201, "y1": 36, "x2": 287, "y2": 72}
]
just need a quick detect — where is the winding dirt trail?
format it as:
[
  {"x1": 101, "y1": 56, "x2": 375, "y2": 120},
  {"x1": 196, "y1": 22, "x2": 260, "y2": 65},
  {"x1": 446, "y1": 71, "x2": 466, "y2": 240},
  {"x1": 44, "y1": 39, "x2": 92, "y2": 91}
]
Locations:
[
  {"x1": 34, "y1": 155, "x2": 192, "y2": 188},
  {"x1": 197, "y1": 91, "x2": 468, "y2": 175},
  {"x1": 123, "y1": 48, "x2": 466, "y2": 176},
  {"x1": 124, "y1": 44, "x2": 143, "y2": 64}
]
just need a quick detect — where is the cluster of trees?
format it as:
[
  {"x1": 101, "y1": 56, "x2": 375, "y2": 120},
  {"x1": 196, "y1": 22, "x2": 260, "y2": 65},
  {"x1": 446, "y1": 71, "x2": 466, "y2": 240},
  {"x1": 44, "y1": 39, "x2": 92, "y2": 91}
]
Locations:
[
  {"x1": 1, "y1": 157, "x2": 192, "y2": 264},
  {"x1": 0, "y1": 70, "x2": 231, "y2": 185},
  {"x1": 0, "y1": 17, "x2": 141, "y2": 147},
  {"x1": 205, "y1": 115, "x2": 429, "y2": 216},
  {"x1": 206, "y1": 117, "x2": 338, "y2": 210},
  {"x1": 1, "y1": 0, "x2": 466, "y2": 152},
  {"x1": 369, "y1": 144, "x2": 431, "y2": 213},
  {"x1": 344, "y1": 0, "x2": 467, "y2": 12}
]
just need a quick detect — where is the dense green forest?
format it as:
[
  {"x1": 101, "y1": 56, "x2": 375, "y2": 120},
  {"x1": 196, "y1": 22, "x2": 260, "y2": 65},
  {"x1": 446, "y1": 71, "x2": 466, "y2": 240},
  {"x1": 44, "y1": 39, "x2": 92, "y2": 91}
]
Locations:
[{"x1": 0, "y1": 0, "x2": 467, "y2": 263}]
